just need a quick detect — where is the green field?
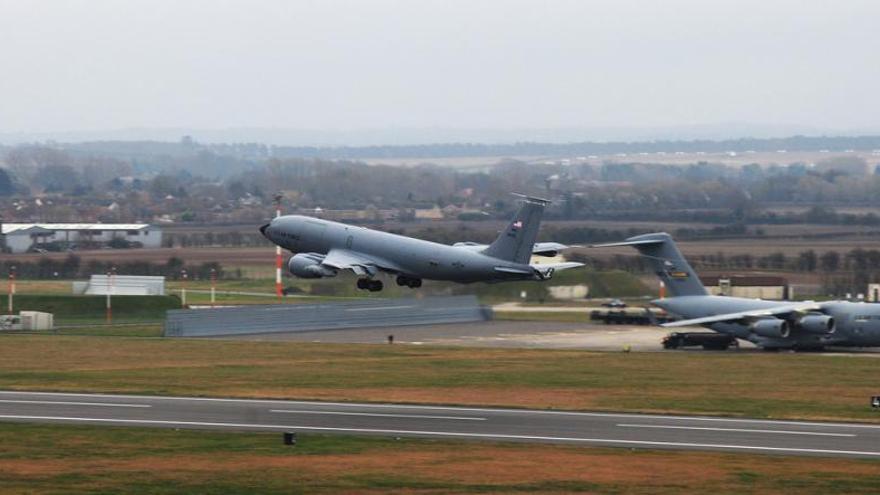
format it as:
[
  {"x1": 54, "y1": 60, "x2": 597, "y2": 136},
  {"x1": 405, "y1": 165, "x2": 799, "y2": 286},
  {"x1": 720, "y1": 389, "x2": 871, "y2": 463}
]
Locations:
[
  {"x1": 494, "y1": 310, "x2": 590, "y2": 323},
  {"x1": 9, "y1": 295, "x2": 181, "y2": 325},
  {"x1": 1, "y1": 335, "x2": 878, "y2": 422},
  {"x1": 1, "y1": 424, "x2": 878, "y2": 494}
]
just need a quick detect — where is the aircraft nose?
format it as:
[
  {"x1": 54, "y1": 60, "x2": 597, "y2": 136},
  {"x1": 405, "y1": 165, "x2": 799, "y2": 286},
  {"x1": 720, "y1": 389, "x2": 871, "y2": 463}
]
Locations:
[{"x1": 259, "y1": 223, "x2": 271, "y2": 238}]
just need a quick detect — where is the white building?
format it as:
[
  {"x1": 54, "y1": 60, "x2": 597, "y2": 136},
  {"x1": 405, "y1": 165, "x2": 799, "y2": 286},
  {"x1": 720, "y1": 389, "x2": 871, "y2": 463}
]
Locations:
[{"x1": 1, "y1": 223, "x2": 162, "y2": 253}]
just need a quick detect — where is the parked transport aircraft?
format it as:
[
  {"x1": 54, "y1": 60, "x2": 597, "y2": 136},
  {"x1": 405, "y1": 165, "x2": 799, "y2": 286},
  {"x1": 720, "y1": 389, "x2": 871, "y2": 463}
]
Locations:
[{"x1": 594, "y1": 232, "x2": 880, "y2": 350}]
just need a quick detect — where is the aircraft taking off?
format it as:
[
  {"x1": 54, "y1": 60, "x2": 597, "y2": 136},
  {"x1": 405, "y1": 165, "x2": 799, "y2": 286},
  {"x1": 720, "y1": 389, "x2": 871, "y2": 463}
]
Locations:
[
  {"x1": 260, "y1": 195, "x2": 582, "y2": 292},
  {"x1": 593, "y1": 233, "x2": 880, "y2": 350}
]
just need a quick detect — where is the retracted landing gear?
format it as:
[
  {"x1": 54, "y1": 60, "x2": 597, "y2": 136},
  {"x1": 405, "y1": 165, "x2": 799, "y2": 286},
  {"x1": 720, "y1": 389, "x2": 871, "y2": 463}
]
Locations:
[
  {"x1": 357, "y1": 278, "x2": 384, "y2": 292},
  {"x1": 395, "y1": 276, "x2": 422, "y2": 288}
]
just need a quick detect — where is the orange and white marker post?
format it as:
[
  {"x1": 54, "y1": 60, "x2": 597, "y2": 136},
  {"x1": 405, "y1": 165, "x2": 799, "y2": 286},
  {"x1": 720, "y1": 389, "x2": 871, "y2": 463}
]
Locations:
[
  {"x1": 181, "y1": 269, "x2": 188, "y2": 307},
  {"x1": 659, "y1": 280, "x2": 666, "y2": 299},
  {"x1": 274, "y1": 195, "x2": 283, "y2": 299},
  {"x1": 7, "y1": 266, "x2": 15, "y2": 314},
  {"x1": 106, "y1": 267, "x2": 116, "y2": 324}
]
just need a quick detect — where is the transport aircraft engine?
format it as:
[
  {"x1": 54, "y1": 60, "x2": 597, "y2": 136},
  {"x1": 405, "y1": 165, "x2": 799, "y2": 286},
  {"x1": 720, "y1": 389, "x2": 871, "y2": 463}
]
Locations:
[
  {"x1": 797, "y1": 314, "x2": 835, "y2": 334},
  {"x1": 749, "y1": 318, "x2": 790, "y2": 339},
  {"x1": 289, "y1": 254, "x2": 337, "y2": 278}
]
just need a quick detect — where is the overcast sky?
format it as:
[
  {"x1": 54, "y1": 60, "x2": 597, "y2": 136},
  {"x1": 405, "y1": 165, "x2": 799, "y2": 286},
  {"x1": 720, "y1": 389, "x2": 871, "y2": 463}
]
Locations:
[{"x1": 2, "y1": 0, "x2": 879, "y2": 142}]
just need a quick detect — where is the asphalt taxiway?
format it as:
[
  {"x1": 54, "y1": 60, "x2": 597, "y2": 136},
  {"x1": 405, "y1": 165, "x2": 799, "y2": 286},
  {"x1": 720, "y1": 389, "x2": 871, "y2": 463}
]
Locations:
[{"x1": 1, "y1": 391, "x2": 879, "y2": 459}]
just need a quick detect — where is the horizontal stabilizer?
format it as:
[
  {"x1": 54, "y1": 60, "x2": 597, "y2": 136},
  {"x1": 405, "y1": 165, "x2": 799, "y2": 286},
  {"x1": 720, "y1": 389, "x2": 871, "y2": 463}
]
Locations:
[
  {"x1": 511, "y1": 192, "x2": 553, "y2": 205},
  {"x1": 531, "y1": 262, "x2": 584, "y2": 271},
  {"x1": 494, "y1": 266, "x2": 533, "y2": 275},
  {"x1": 590, "y1": 239, "x2": 665, "y2": 248}
]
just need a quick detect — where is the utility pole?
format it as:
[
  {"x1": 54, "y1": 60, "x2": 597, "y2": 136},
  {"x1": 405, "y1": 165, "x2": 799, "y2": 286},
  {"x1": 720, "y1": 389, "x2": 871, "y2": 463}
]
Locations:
[{"x1": 7, "y1": 266, "x2": 15, "y2": 314}]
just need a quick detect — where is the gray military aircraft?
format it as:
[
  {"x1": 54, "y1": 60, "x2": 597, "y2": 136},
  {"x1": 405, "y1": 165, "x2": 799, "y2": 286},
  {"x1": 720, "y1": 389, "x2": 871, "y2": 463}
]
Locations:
[
  {"x1": 260, "y1": 195, "x2": 582, "y2": 292},
  {"x1": 593, "y1": 232, "x2": 880, "y2": 350}
]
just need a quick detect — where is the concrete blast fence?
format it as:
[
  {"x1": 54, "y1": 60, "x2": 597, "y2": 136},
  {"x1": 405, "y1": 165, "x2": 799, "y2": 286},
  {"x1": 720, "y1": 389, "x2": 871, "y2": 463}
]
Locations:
[{"x1": 163, "y1": 295, "x2": 490, "y2": 337}]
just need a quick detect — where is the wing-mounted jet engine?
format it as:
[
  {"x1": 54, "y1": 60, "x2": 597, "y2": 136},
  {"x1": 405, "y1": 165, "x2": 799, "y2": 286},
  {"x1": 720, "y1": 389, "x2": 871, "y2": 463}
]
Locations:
[{"x1": 288, "y1": 253, "x2": 337, "y2": 279}]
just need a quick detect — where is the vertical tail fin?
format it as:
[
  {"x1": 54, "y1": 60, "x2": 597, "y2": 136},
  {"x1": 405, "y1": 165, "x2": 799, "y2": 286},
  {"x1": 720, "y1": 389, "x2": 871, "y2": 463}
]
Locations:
[
  {"x1": 592, "y1": 232, "x2": 707, "y2": 297},
  {"x1": 482, "y1": 195, "x2": 549, "y2": 264}
]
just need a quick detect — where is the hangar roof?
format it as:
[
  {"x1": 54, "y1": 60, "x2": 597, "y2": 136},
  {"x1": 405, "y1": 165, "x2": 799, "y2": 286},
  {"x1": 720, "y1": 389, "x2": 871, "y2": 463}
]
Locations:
[{"x1": 1, "y1": 223, "x2": 153, "y2": 235}]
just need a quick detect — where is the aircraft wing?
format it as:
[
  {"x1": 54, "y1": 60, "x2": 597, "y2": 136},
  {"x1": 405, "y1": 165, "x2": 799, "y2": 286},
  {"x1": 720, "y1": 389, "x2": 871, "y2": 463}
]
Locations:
[
  {"x1": 320, "y1": 248, "x2": 402, "y2": 277},
  {"x1": 660, "y1": 301, "x2": 826, "y2": 328}
]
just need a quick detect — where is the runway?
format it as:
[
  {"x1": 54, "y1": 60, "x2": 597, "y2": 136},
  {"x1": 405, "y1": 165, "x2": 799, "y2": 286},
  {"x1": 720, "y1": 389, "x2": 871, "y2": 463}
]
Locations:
[{"x1": 2, "y1": 391, "x2": 880, "y2": 458}]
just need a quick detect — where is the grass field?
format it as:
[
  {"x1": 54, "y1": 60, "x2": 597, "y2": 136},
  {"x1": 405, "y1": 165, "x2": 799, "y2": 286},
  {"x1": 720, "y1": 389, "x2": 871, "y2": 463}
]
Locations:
[
  {"x1": 9, "y1": 295, "x2": 180, "y2": 325},
  {"x1": 494, "y1": 310, "x2": 590, "y2": 323},
  {"x1": 1, "y1": 424, "x2": 878, "y2": 494},
  {"x1": 1, "y1": 335, "x2": 879, "y2": 422}
]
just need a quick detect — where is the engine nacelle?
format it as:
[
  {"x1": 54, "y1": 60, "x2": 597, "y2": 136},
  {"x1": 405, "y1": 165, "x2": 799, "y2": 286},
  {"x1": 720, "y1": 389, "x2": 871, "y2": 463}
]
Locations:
[
  {"x1": 750, "y1": 318, "x2": 790, "y2": 339},
  {"x1": 288, "y1": 254, "x2": 337, "y2": 279},
  {"x1": 797, "y1": 314, "x2": 835, "y2": 334}
]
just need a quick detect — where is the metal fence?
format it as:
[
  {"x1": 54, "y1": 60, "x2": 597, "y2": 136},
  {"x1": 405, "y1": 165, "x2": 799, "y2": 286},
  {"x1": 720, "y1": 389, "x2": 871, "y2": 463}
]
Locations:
[{"x1": 163, "y1": 295, "x2": 491, "y2": 337}]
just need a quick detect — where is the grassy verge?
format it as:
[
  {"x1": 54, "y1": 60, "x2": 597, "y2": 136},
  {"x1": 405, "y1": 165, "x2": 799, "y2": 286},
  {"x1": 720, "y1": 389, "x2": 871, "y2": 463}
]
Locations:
[
  {"x1": 1, "y1": 424, "x2": 878, "y2": 494},
  {"x1": 494, "y1": 310, "x2": 591, "y2": 323},
  {"x1": 10, "y1": 295, "x2": 180, "y2": 325},
  {"x1": 1, "y1": 335, "x2": 879, "y2": 422}
]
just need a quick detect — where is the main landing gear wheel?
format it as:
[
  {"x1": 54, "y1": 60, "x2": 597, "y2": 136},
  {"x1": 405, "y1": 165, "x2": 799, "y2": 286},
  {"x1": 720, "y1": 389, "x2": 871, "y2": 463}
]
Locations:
[
  {"x1": 358, "y1": 279, "x2": 384, "y2": 292},
  {"x1": 395, "y1": 276, "x2": 423, "y2": 288}
]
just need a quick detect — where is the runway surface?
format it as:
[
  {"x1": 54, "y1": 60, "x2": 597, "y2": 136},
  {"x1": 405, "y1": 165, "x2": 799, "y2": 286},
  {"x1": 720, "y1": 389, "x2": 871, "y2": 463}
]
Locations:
[{"x1": 2, "y1": 390, "x2": 879, "y2": 459}]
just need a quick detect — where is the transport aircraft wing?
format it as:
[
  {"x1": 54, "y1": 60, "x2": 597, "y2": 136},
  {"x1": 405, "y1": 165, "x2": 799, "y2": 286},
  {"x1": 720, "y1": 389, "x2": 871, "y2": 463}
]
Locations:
[
  {"x1": 320, "y1": 248, "x2": 401, "y2": 277},
  {"x1": 660, "y1": 301, "x2": 826, "y2": 328}
]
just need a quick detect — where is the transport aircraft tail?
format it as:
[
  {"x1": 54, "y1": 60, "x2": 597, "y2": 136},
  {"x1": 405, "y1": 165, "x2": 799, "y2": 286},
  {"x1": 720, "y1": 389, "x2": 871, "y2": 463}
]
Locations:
[
  {"x1": 482, "y1": 195, "x2": 549, "y2": 265},
  {"x1": 592, "y1": 232, "x2": 708, "y2": 297}
]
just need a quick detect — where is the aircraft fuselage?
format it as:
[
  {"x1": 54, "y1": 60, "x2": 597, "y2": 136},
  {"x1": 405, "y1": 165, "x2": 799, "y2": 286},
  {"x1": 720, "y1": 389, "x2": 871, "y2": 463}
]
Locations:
[{"x1": 263, "y1": 215, "x2": 538, "y2": 283}]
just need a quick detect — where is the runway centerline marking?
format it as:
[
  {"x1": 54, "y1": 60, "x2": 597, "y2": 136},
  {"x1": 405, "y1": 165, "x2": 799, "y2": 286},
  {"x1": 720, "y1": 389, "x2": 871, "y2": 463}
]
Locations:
[
  {"x1": 270, "y1": 410, "x2": 486, "y2": 421},
  {"x1": 345, "y1": 305, "x2": 413, "y2": 312},
  {"x1": 1, "y1": 391, "x2": 879, "y2": 430},
  {"x1": 0, "y1": 400, "x2": 150, "y2": 408},
  {"x1": 0, "y1": 414, "x2": 878, "y2": 458},
  {"x1": 617, "y1": 423, "x2": 856, "y2": 437}
]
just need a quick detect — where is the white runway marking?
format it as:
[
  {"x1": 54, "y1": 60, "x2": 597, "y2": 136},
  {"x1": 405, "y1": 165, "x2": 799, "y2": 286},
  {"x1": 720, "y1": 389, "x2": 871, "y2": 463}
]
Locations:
[
  {"x1": 1, "y1": 391, "x2": 878, "y2": 430},
  {"x1": 345, "y1": 305, "x2": 413, "y2": 312},
  {"x1": 0, "y1": 400, "x2": 150, "y2": 408},
  {"x1": 617, "y1": 423, "x2": 856, "y2": 437},
  {"x1": 270, "y1": 410, "x2": 486, "y2": 421},
  {"x1": 0, "y1": 414, "x2": 878, "y2": 457}
]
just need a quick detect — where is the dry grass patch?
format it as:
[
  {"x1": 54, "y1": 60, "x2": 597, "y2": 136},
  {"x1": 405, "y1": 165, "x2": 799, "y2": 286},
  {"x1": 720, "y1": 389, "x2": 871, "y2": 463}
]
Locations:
[
  {"x1": 1, "y1": 335, "x2": 879, "y2": 422},
  {"x1": 1, "y1": 425, "x2": 879, "y2": 494}
]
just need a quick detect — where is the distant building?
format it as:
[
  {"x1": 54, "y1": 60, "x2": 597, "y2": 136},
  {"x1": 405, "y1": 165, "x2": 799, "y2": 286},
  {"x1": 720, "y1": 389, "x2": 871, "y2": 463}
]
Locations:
[
  {"x1": 1, "y1": 223, "x2": 162, "y2": 253},
  {"x1": 701, "y1": 275, "x2": 789, "y2": 300}
]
